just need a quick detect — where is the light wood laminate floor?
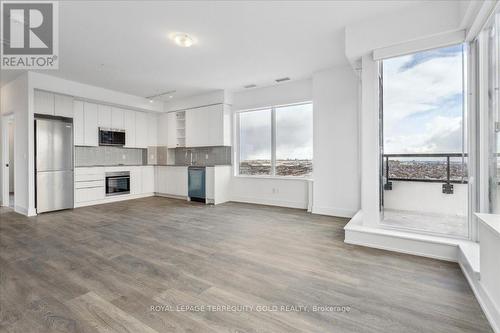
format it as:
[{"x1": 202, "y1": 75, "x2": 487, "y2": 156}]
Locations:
[{"x1": 0, "y1": 197, "x2": 492, "y2": 332}]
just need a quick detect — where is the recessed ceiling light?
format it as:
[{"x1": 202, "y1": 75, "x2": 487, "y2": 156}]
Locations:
[
  {"x1": 169, "y1": 32, "x2": 195, "y2": 47},
  {"x1": 149, "y1": 99, "x2": 154, "y2": 103},
  {"x1": 168, "y1": 95, "x2": 173, "y2": 99}
]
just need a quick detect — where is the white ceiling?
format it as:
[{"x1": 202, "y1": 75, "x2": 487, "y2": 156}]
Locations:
[{"x1": 1, "y1": 1, "x2": 436, "y2": 99}]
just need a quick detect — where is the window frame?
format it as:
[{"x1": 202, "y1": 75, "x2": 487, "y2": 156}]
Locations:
[{"x1": 235, "y1": 101, "x2": 313, "y2": 179}]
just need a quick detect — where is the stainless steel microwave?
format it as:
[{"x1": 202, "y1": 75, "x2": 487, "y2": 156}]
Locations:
[{"x1": 99, "y1": 128, "x2": 125, "y2": 146}]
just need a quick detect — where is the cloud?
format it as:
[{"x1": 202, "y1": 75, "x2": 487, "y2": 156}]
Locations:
[
  {"x1": 383, "y1": 44, "x2": 464, "y2": 154},
  {"x1": 240, "y1": 104, "x2": 313, "y2": 160}
]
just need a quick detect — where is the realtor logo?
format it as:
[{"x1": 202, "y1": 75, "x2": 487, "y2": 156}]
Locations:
[{"x1": 1, "y1": 0, "x2": 58, "y2": 69}]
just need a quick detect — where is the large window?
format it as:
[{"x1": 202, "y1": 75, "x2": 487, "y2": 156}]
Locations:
[{"x1": 238, "y1": 102, "x2": 313, "y2": 177}]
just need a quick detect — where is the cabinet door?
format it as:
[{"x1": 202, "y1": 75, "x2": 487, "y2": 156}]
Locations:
[
  {"x1": 73, "y1": 100, "x2": 85, "y2": 146},
  {"x1": 176, "y1": 167, "x2": 188, "y2": 196},
  {"x1": 155, "y1": 166, "x2": 166, "y2": 193},
  {"x1": 167, "y1": 112, "x2": 177, "y2": 148},
  {"x1": 135, "y1": 112, "x2": 148, "y2": 148},
  {"x1": 185, "y1": 106, "x2": 223, "y2": 147},
  {"x1": 158, "y1": 113, "x2": 169, "y2": 145},
  {"x1": 34, "y1": 90, "x2": 54, "y2": 115},
  {"x1": 130, "y1": 167, "x2": 142, "y2": 195},
  {"x1": 141, "y1": 166, "x2": 155, "y2": 193},
  {"x1": 83, "y1": 102, "x2": 98, "y2": 146},
  {"x1": 111, "y1": 107, "x2": 124, "y2": 129},
  {"x1": 185, "y1": 109, "x2": 196, "y2": 147},
  {"x1": 147, "y1": 113, "x2": 158, "y2": 147},
  {"x1": 205, "y1": 104, "x2": 224, "y2": 146},
  {"x1": 54, "y1": 94, "x2": 74, "y2": 118},
  {"x1": 166, "y1": 167, "x2": 188, "y2": 196},
  {"x1": 124, "y1": 110, "x2": 136, "y2": 148},
  {"x1": 97, "y1": 104, "x2": 112, "y2": 128}
]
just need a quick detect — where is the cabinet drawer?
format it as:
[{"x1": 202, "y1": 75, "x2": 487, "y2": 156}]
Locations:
[
  {"x1": 75, "y1": 167, "x2": 105, "y2": 175},
  {"x1": 75, "y1": 187, "x2": 105, "y2": 203},
  {"x1": 75, "y1": 180, "x2": 105, "y2": 189},
  {"x1": 75, "y1": 173, "x2": 105, "y2": 182}
]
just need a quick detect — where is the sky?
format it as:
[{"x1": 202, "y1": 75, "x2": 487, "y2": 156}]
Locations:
[
  {"x1": 383, "y1": 44, "x2": 465, "y2": 154},
  {"x1": 240, "y1": 103, "x2": 313, "y2": 161}
]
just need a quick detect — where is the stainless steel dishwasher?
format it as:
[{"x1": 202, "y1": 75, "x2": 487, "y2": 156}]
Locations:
[{"x1": 188, "y1": 166, "x2": 206, "y2": 203}]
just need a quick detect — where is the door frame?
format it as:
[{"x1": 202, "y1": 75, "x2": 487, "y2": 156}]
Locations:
[{"x1": 1, "y1": 113, "x2": 14, "y2": 207}]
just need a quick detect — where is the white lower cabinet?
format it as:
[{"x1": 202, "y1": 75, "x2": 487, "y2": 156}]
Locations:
[
  {"x1": 141, "y1": 166, "x2": 155, "y2": 193},
  {"x1": 205, "y1": 166, "x2": 231, "y2": 205},
  {"x1": 155, "y1": 166, "x2": 188, "y2": 197},
  {"x1": 74, "y1": 167, "x2": 105, "y2": 204},
  {"x1": 75, "y1": 166, "x2": 155, "y2": 207},
  {"x1": 130, "y1": 167, "x2": 142, "y2": 195}
]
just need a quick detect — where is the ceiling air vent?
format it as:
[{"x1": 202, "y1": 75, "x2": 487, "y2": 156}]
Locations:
[
  {"x1": 275, "y1": 77, "x2": 290, "y2": 83},
  {"x1": 244, "y1": 84, "x2": 257, "y2": 89}
]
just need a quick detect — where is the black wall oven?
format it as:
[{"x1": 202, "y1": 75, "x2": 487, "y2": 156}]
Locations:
[
  {"x1": 99, "y1": 128, "x2": 126, "y2": 146},
  {"x1": 105, "y1": 171, "x2": 130, "y2": 196}
]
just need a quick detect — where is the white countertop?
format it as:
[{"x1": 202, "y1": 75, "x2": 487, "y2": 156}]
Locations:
[{"x1": 475, "y1": 213, "x2": 500, "y2": 236}]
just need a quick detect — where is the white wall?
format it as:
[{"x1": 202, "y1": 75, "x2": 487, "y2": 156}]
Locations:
[
  {"x1": 230, "y1": 177, "x2": 309, "y2": 209},
  {"x1": 345, "y1": 1, "x2": 463, "y2": 63},
  {"x1": 312, "y1": 67, "x2": 360, "y2": 218},
  {"x1": 230, "y1": 79, "x2": 312, "y2": 209},
  {"x1": 359, "y1": 55, "x2": 381, "y2": 226},
  {"x1": 1, "y1": 73, "x2": 29, "y2": 214},
  {"x1": 384, "y1": 182, "x2": 468, "y2": 216}
]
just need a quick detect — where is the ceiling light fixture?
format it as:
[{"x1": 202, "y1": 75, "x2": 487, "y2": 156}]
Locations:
[
  {"x1": 244, "y1": 84, "x2": 257, "y2": 89},
  {"x1": 146, "y1": 90, "x2": 177, "y2": 102},
  {"x1": 275, "y1": 77, "x2": 290, "y2": 83},
  {"x1": 169, "y1": 32, "x2": 195, "y2": 47}
]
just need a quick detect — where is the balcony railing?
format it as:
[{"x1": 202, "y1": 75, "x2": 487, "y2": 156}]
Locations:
[{"x1": 383, "y1": 153, "x2": 468, "y2": 194}]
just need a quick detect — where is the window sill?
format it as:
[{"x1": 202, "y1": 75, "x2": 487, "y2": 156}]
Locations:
[{"x1": 234, "y1": 175, "x2": 313, "y2": 181}]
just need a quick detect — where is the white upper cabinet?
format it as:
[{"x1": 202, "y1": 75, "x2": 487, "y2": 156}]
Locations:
[
  {"x1": 54, "y1": 94, "x2": 74, "y2": 118},
  {"x1": 185, "y1": 104, "x2": 231, "y2": 147},
  {"x1": 83, "y1": 102, "x2": 99, "y2": 147},
  {"x1": 34, "y1": 90, "x2": 55, "y2": 115},
  {"x1": 111, "y1": 107, "x2": 125, "y2": 129},
  {"x1": 135, "y1": 112, "x2": 148, "y2": 148},
  {"x1": 147, "y1": 113, "x2": 158, "y2": 147},
  {"x1": 158, "y1": 113, "x2": 169, "y2": 146},
  {"x1": 124, "y1": 109, "x2": 136, "y2": 148},
  {"x1": 73, "y1": 100, "x2": 85, "y2": 146},
  {"x1": 97, "y1": 104, "x2": 112, "y2": 128},
  {"x1": 35, "y1": 91, "x2": 75, "y2": 118},
  {"x1": 167, "y1": 112, "x2": 177, "y2": 148}
]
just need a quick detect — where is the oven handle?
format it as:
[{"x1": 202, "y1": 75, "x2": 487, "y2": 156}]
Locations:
[{"x1": 106, "y1": 176, "x2": 130, "y2": 180}]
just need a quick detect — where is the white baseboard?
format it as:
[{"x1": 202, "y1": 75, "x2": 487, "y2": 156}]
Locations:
[
  {"x1": 230, "y1": 195, "x2": 307, "y2": 209},
  {"x1": 154, "y1": 193, "x2": 188, "y2": 200},
  {"x1": 312, "y1": 205, "x2": 357, "y2": 218},
  {"x1": 459, "y1": 257, "x2": 500, "y2": 333}
]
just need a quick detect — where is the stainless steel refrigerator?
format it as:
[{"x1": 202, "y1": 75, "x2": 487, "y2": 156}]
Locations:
[{"x1": 35, "y1": 116, "x2": 74, "y2": 213}]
